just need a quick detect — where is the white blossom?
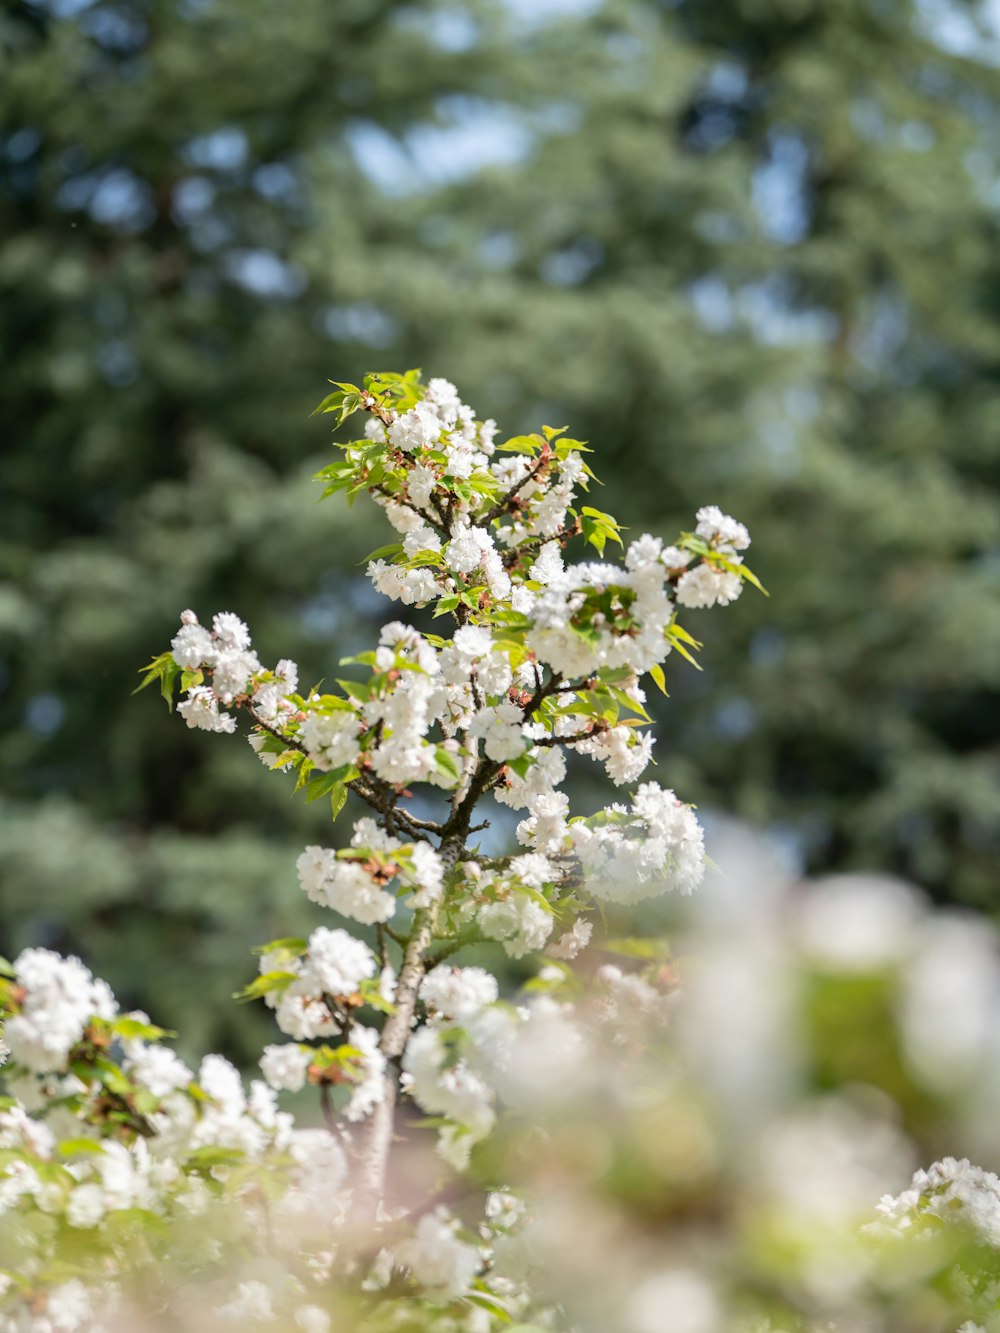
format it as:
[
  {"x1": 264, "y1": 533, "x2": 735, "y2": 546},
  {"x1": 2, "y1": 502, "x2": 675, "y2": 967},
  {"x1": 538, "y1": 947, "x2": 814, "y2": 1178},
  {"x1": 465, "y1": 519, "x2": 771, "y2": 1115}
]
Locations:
[
  {"x1": 422, "y1": 966, "x2": 499, "y2": 1022},
  {"x1": 395, "y1": 1207, "x2": 481, "y2": 1297},
  {"x1": 177, "y1": 685, "x2": 237, "y2": 734},
  {"x1": 695, "y1": 504, "x2": 750, "y2": 553},
  {"x1": 676, "y1": 562, "x2": 743, "y2": 609},
  {"x1": 299, "y1": 711, "x2": 360, "y2": 772},
  {"x1": 479, "y1": 894, "x2": 553, "y2": 959},
  {"x1": 260, "y1": 1044, "x2": 312, "y2": 1093},
  {"x1": 548, "y1": 918, "x2": 593, "y2": 961},
  {"x1": 468, "y1": 700, "x2": 526, "y2": 762},
  {"x1": 305, "y1": 927, "x2": 377, "y2": 997}
]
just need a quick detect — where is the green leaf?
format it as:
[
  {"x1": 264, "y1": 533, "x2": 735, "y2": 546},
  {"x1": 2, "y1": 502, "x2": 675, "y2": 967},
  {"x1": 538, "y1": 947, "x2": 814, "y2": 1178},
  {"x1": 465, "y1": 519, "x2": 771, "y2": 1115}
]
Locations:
[
  {"x1": 252, "y1": 937, "x2": 307, "y2": 955},
  {"x1": 735, "y1": 560, "x2": 769, "y2": 596},
  {"x1": 186, "y1": 1145, "x2": 247, "y2": 1170},
  {"x1": 133, "y1": 652, "x2": 180, "y2": 710},
  {"x1": 82, "y1": 1057, "x2": 133, "y2": 1097},
  {"x1": 57, "y1": 1138, "x2": 106, "y2": 1158},
  {"x1": 358, "y1": 977, "x2": 396, "y2": 1014},
  {"x1": 666, "y1": 627, "x2": 703, "y2": 671},
  {"x1": 360, "y1": 542, "x2": 403, "y2": 566},
  {"x1": 330, "y1": 783, "x2": 348, "y2": 821},
  {"x1": 608, "y1": 685, "x2": 650, "y2": 721},
  {"x1": 649, "y1": 662, "x2": 668, "y2": 695},
  {"x1": 233, "y1": 971, "x2": 297, "y2": 1003},
  {"x1": 466, "y1": 1292, "x2": 514, "y2": 1322},
  {"x1": 305, "y1": 773, "x2": 349, "y2": 799},
  {"x1": 496, "y1": 434, "x2": 541, "y2": 455},
  {"x1": 668, "y1": 622, "x2": 703, "y2": 649},
  {"x1": 108, "y1": 1016, "x2": 176, "y2": 1042},
  {"x1": 434, "y1": 747, "x2": 461, "y2": 783}
]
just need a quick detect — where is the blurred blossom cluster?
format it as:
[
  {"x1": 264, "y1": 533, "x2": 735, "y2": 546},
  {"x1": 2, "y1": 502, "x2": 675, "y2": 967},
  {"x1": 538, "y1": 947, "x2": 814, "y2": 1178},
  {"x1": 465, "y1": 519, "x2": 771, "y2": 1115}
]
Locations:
[
  {"x1": 482, "y1": 825, "x2": 1000, "y2": 1333},
  {"x1": 5, "y1": 838, "x2": 1000, "y2": 1330}
]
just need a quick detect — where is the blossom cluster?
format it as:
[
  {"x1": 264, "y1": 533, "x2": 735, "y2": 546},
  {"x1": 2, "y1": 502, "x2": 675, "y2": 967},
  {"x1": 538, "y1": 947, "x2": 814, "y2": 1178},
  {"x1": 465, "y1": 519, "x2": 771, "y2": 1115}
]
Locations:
[
  {"x1": 874, "y1": 1157, "x2": 1000, "y2": 1246},
  {"x1": 0, "y1": 948, "x2": 355, "y2": 1331}
]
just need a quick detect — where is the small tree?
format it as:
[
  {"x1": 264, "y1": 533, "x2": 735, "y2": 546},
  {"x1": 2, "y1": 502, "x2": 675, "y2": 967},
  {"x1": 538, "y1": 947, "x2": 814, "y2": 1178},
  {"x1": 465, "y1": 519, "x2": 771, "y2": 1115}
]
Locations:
[
  {"x1": 0, "y1": 370, "x2": 761, "y2": 1326},
  {"x1": 143, "y1": 369, "x2": 762, "y2": 1211}
]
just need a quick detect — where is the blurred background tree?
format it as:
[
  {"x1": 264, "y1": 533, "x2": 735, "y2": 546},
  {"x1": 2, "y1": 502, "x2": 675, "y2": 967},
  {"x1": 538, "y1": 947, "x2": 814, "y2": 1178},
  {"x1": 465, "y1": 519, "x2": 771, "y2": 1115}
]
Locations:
[{"x1": 3, "y1": 0, "x2": 1000, "y2": 1060}]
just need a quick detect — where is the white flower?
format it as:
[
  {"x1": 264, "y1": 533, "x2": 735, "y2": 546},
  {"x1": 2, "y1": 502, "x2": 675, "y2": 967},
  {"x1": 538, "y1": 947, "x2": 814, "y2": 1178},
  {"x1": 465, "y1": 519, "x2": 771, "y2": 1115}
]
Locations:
[
  {"x1": 275, "y1": 658, "x2": 299, "y2": 692},
  {"x1": 625, "y1": 534, "x2": 663, "y2": 570},
  {"x1": 177, "y1": 685, "x2": 237, "y2": 734},
  {"x1": 574, "y1": 724, "x2": 654, "y2": 786},
  {"x1": 343, "y1": 1023, "x2": 386, "y2": 1121},
  {"x1": 260, "y1": 1044, "x2": 312, "y2": 1093},
  {"x1": 510, "y1": 852, "x2": 554, "y2": 890},
  {"x1": 388, "y1": 402, "x2": 441, "y2": 453},
  {"x1": 395, "y1": 1207, "x2": 481, "y2": 1297},
  {"x1": 211, "y1": 647, "x2": 261, "y2": 703},
  {"x1": 402, "y1": 524, "x2": 442, "y2": 558},
  {"x1": 212, "y1": 611, "x2": 252, "y2": 651},
  {"x1": 675, "y1": 563, "x2": 742, "y2": 609},
  {"x1": 199, "y1": 1054, "x2": 246, "y2": 1116},
  {"x1": 570, "y1": 784, "x2": 705, "y2": 903},
  {"x1": 516, "y1": 789, "x2": 569, "y2": 854},
  {"x1": 368, "y1": 560, "x2": 439, "y2": 606},
  {"x1": 402, "y1": 1027, "x2": 496, "y2": 1145},
  {"x1": 486, "y1": 1189, "x2": 525, "y2": 1229},
  {"x1": 46, "y1": 1279, "x2": 92, "y2": 1332},
  {"x1": 695, "y1": 504, "x2": 750, "y2": 553},
  {"x1": 297, "y1": 848, "x2": 396, "y2": 924},
  {"x1": 407, "y1": 462, "x2": 438, "y2": 508},
  {"x1": 548, "y1": 918, "x2": 593, "y2": 961},
  {"x1": 299, "y1": 711, "x2": 360, "y2": 772},
  {"x1": 306, "y1": 927, "x2": 377, "y2": 997},
  {"x1": 296, "y1": 845, "x2": 337, "y2": 903},
  {"x1": 478, "y1": 895, "x2": 553, "y2": 959},
  {"x1": 125, "y1": 1043, "x2": 192, "y2": 1098},
  {"x1": 408, "y1": 842, "x2": 446, "y2": 907},
  {"x1": 468, "y1": 701, "x2": 526, "y2": 763},
  {"x1": 529, "y1": 541, "x2": 565, "y2": 586},
  {"x1": 424, "y1": 377, "x2": 466, "y2": 427},
  {"x1": 287, "y1": 1126, "x2": 348, "y2": 1201},
  {"x1": 5, "y1": 948, "x2": 116, "y2": 1073},
  {"x1": 66, "y1": 1183, "x2": 105, "y2": 1229},
  {"x1": 446, "y1": 524, "x2": 494, "y2": 575},
  {"x1": 422, "y1": 966, "x2": 499, "y2": 1021},
  {"x1": 171, "y1": 620, "x2": 214, "y2": 669},
  {"x1": 275, "y1": 988, "x2": 340, "y2": 1042}
]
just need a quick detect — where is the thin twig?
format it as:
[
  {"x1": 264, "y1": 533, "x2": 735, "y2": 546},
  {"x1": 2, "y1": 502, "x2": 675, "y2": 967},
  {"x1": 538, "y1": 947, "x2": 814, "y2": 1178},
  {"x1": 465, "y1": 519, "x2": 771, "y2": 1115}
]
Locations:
[
  {"x1": 483, "y1": 450, "x2": 553, "y2": 523},
  {"x1": 370, "y1": 483, "x2": 448, "y2": 541}
]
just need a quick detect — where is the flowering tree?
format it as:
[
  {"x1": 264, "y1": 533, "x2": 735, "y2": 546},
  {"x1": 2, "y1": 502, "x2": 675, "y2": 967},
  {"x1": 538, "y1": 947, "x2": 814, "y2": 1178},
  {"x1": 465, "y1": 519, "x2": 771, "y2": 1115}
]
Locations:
[
  {"x1": 146, "y1": 370, "x2": 762, "y2": 1205},
  {"x1": 0, "y1": 371, "x2": 763, "y2": 1328}
]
